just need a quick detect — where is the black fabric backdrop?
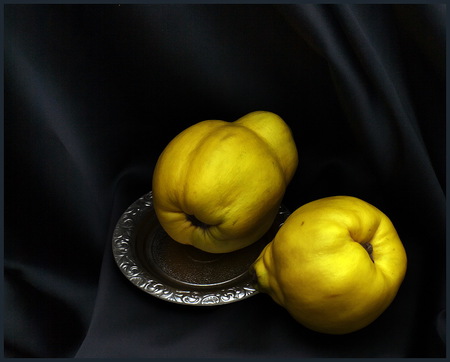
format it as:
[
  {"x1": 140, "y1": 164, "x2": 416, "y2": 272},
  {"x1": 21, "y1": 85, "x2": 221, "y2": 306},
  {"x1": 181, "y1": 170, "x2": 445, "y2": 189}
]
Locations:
[{"x1": 4, "y1": 4, "x2": 446, "y2": 358}]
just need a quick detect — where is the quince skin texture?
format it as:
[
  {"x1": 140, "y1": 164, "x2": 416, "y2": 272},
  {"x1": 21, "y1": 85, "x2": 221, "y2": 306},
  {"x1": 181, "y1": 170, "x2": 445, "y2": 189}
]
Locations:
[
  {"x1": 251, "y1": 196, "x2": 407, "y2": 334},
  {"x1": 152, "y1": 111, "x2": 298, "y2": 253}
]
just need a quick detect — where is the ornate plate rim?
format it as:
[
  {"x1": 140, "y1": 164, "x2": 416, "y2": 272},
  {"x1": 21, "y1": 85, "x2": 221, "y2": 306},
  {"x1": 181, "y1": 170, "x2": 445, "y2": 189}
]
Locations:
[{"x1": 112, "y1": 191, "x2": 288, "y2": 306}]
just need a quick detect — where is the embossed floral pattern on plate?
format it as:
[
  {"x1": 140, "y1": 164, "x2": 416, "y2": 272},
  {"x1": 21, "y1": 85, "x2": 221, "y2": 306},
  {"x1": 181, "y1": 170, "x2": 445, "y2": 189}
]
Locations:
[{"x1": 112, "y1": 191, "x2": 289, "y2": 306}]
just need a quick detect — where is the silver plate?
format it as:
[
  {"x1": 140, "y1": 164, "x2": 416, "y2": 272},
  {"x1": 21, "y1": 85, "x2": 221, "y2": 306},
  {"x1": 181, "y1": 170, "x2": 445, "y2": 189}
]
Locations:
[{"x1": 112, "y1": 191, "x2": 289, "y2": 306}]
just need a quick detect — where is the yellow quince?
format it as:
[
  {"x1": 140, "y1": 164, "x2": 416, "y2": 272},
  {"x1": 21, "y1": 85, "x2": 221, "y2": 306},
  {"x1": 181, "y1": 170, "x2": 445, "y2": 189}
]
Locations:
[
  {"x1": 152, "y1": 111, "x2": 298, "y2": 253},
  {"x1": 250, "y1": 196, "x2": 407, "y2": 334}
]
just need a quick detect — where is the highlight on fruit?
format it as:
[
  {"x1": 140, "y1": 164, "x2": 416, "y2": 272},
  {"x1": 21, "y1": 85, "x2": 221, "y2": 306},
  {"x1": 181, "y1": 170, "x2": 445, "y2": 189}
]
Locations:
[{"x1": 250, "y1": 195, "x2": 407, "y2": 335}]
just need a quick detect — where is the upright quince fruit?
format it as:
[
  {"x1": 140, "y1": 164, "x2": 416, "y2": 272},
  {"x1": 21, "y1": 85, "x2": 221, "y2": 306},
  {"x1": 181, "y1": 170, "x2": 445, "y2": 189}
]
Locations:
[
  {"x1": 250, "y1": 196, "x2": 407, "y2": 334},
  {"x1": 152, "y1": 111, "x2": 298, "y2": 253}
]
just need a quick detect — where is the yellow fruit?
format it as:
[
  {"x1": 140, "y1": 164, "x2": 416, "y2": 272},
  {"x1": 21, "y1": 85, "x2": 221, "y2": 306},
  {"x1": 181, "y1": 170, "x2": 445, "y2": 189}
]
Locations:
[
  {"x1": 152, "y1": 111, "x2": 298, "y2": 253},
  {"x1": 250, "y1": 196, "x2": 407, "y2": 334}
]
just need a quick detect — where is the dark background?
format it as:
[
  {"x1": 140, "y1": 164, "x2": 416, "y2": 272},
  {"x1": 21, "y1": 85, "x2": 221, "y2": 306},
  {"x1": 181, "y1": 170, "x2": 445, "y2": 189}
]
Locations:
[{"x1": 4, "y1": 4, "x2": 446, "y2": 358}]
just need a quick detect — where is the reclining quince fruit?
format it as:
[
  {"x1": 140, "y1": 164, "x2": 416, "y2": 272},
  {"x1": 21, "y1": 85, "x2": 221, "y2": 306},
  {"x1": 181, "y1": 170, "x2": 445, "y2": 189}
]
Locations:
[
  {"x1": 250, "y1": 196, "x2": 407, "y2": 334},
  {"x1": 152, "y1": 111, "x2": 298, "y2": 254}
]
